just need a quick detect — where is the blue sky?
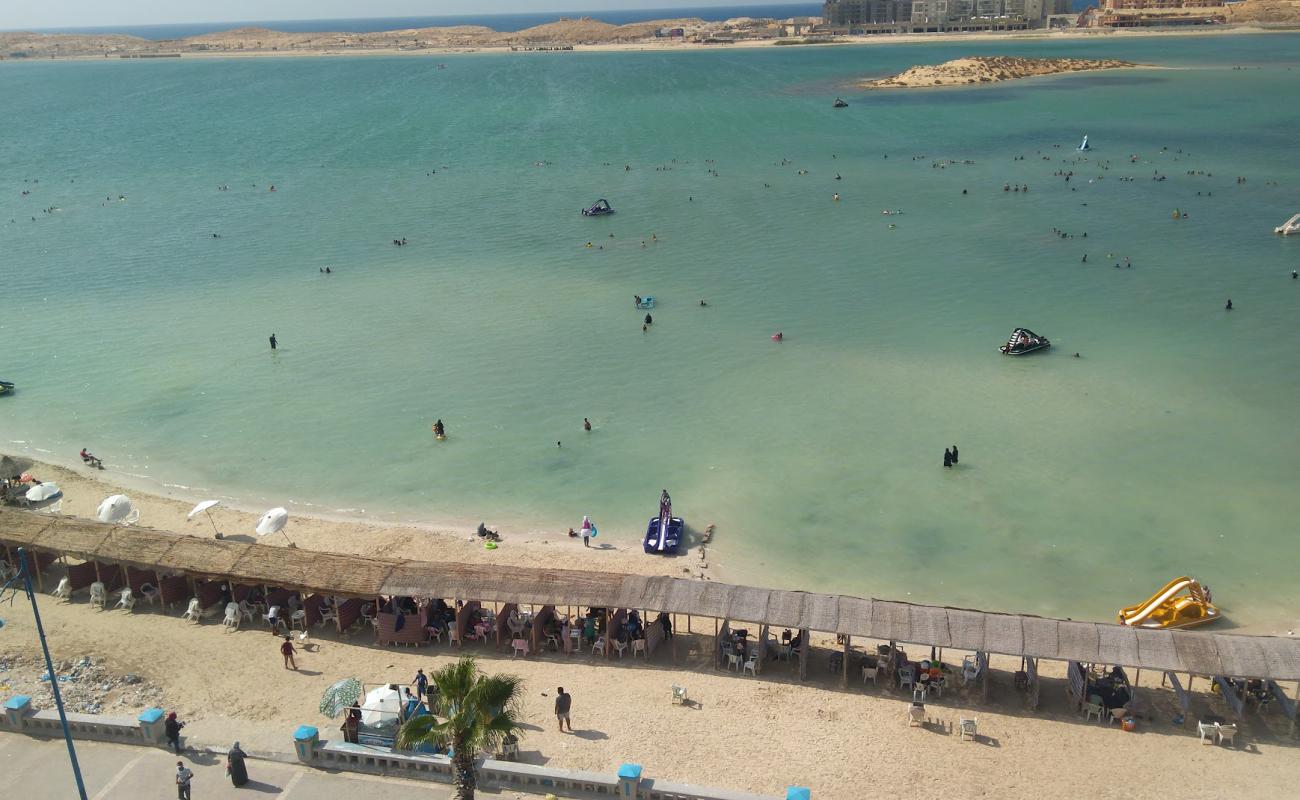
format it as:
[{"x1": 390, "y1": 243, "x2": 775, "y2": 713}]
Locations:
[{"x1": 3, "y1": 1, "x2": 785, "y2": 30}]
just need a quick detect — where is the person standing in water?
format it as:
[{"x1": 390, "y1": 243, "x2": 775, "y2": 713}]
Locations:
[
  {"x1": 943, "y1": 448, "x2": 953, "y2": 468},
  {"x1": 951, "y1": 445, "x2": 959, "y2": 465},
  {"x1": 269, "y1": 333, "x2": 277, "y2": 350},
  {"x1": 583, "y1": 418, "x2": 591, "y2": 432},
  {"x1": 1225, "y1": 298, "x2": 1233, "y2": 310}
]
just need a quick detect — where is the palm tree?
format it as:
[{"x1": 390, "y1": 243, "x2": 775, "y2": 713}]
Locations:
[{"x1": 395, "y1": 656, "x2": 524, "y2": 800}]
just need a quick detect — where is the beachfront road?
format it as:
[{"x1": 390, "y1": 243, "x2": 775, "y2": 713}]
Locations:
[{"x1": 0, "y1": 734, "x2": 532, "y2": 799}]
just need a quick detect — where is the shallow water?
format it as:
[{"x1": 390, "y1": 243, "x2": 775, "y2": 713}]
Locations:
[{"x1": 3, "y1": 35, "x2": 1299, "y2": 628}]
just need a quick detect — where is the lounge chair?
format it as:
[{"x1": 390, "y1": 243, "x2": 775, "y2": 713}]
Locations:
[
  {"x1": 52, "y1": 577, "x2": 71, "y2": 600},
  {"x1": 671, "y1": 685, "x2": 688, "y2": 705},
  {"x1": 181, "y1": 598, "x2": 202, "y2": 623},
  {"x1": 958, "y1": 717, "x2": 978, "y2": 741},
  {"x1": 1216, "y1": 723, "x2": 1238, "y2": 746},
  {"x1": 1198, "y1": 721, "x2": 1217, "y2": 744},
  {"x1": 89, "y1": 581, "x2": 107, "y2": 610},
  {"x1": 114, "y1": 588, "x2": 135, "y2": 612}
]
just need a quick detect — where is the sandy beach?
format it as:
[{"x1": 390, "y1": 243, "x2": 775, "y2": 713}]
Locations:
[{"x1": 2, "y1": 458, "x2": 1299, "y2": 798}]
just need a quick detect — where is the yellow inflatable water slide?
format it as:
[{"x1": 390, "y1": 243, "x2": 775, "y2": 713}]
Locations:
[{"x1": 1117, "y1": 577, "x2": 1220, "y2": 630}]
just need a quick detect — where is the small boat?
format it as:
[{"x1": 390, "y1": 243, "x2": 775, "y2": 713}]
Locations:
[
  {"x1": 1000, "y1": 328, "x2": 1050, "y2": 355},
  {"x1": 582, "y1": 199, "x2": 614, "y2": 217},
  {"x1": 644, "y1": 489, "x2": 684, "y2": 555},
  {"x1": 833, "y1": 98, "x2": 849, "y2": 108},
  {"x1": 1275, "y1": 212, "x2": 1300, "y2": 235},
  {"x1": 0, "y1": 380, "x2": 13, "y2": 396},
  {"x1": 635, "y1": 296, "x2": 655, "y2": 310},
  {"x1": 1078, "y1": 134, "x2": 1089, "y2": 152},
  {"x1": 1118, "y1": 577, "x2": 1220, "y2": 629}
]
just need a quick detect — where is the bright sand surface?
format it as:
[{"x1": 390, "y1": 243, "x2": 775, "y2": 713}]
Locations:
[{"x1": 2, "y1": 526, "x2": 1299, "y2": 798}]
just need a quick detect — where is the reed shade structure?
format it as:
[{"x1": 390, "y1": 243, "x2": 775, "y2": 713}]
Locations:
[{"x1": 4, "y1": 508, "x2": 1300, "y2": 682}]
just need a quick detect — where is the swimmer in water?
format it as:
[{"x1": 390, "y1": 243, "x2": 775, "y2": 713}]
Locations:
[
  {"x1": 1225, "y1": 298, "x2": 1233, "y2": 310},
  {"x1": 832, "y1": 193, "x2": 840, "y2": 201},
  {"x1": 583, "y1": 418, "x2": 591, "y2": 431},
  {"x1": 699, "y1": 300, "x2": 708, "y2": 307},
  {"x1": 772, "y1": 332, "x2": 783, "y2": 341},
  {"x1": 434, "y1": 419, "x2": 445, "y2": 437},
  {"x1": 644, "y1": 313, "x2": 653, "y2": 325}
]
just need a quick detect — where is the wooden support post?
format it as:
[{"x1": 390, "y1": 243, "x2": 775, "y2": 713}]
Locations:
[
  {"x1": 798, "y1": 629, "x2": 809, "y2": 682},
  {"x1": 841, "y1": 635, "x2": 850, "y2": 689},
  {"x1": 686, "y1": 613, "x2": 691, "y2": 634},
  {"x1": 982, "y1": 657, "x2": 990, "y2": 703}
]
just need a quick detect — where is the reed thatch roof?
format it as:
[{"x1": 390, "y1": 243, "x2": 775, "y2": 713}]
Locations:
[{"x1": 3, "y1": 508, "x2": 1298, "y2": 680}]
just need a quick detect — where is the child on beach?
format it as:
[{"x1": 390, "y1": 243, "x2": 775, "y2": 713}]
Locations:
[{"x1": 281, "y1": 635, "x2": 297, "y2": 670}]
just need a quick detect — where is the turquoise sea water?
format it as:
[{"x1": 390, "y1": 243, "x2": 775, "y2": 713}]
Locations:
[{"x1": 3, "y1": 35, "x2": 1299, "y2": 629}]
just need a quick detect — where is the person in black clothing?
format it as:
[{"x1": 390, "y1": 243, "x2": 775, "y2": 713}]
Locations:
[
  {"x1": 657, "y1": 611, "x2": 673, "y2": 639},
  {"x1": 950, "y1": 445, "x2": 959, "y2": 465},
  {"x1": 943, "y1": 448, "x2": 952, "y2": 468},
  {"x1": 165, "y1": 712, "x2": 185, "y2": 754},
  {"x1": 554, "y1": 687, "x2": 573, "y2": 733},
  {"x1": 269, "y1": 333, "x2": 277, "y2": 350},
  {"x1": 644, "y1": 313, "x2": 653, "y2": 325},
  {"x1": 1225, "y1": 298, "x2": 1232, "y2": 310},
  {"x1": 227, "y1": 741, "x2": 249, "y2": 787}
]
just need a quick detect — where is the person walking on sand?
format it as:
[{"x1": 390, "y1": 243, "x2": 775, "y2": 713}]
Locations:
[
  {"x1": 281, "y1": 635, "x2": 297, "y2": 670},
  {"x1": 269, "y1": 333, "x2": 277, "y2": 351},
  {"x1": 950, "y1": 445, "x2": 959, "y2": 465},
  {"x1": 175, "y1": 761, "x2": 194, "y2": 800},
  {"x1": 165, "y1": 712, "x2": 185, "y2": 755},
  {"x1": 554, "y1": 686, "x2": 573, "y2": 733}
]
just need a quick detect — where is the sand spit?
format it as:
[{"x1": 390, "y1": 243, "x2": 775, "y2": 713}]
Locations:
[{"x1": 862, "y1": 56, "x2": 1141, "y2": 89}]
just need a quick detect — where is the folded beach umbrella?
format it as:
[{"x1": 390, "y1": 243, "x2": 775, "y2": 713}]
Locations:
[
  {"x1": 188, "y1": 499, "x2": 222, "y2": 537},
  {"x1": 319, "y1": 677, "x2": 363, "y2": 718},
  {"x1": 96, "y1": 494, "x2": 138, "y2": 524},
  {"x1": 256, "y1": 507, "x2": 292, "y2": 543},
  {"x1": 25, "y1": 482, "x2": 62, "y2": 502},
  {"x1": 360, "y1": 685, "x2": 402, "y2": 726}
]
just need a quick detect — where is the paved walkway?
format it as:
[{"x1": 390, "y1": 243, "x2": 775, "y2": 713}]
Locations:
[{"x1": 0, "y1": 734, "x2": 537, "y2": 799}]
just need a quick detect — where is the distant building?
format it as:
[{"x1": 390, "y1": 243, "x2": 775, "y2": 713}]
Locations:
[
  {"x1": 823, "y1": 0, "x2": 913, "y2": 25},
  {"x1": 1102, "y1": 0, "x2": 1223, "y2": 7}
]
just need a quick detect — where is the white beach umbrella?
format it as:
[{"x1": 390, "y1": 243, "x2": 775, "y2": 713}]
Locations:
[
  {"x1": 187, "y1": 499, "x2": 222, "y2": 537},
  {"x1": 25, "y1": 482, "x2": 62, "y2": 502},
  {"x1": 96, "y1": 494, "x2": 138, "y2": 525},
  {"x1": 256, "y1": 507, "x2": 291, "y2": 543},
  {"x1": 360, "y1": 686, "x2": 402, "y2": 727}
]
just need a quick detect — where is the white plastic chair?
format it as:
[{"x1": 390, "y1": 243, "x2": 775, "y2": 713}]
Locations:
[
  {"x1": 727, "y1": 653, "x2": 742, "y2": 671},
  {"x1": 958, "y1": 717, "x2": 978, "y2": 741},
  {"x1": 115, "y1": 587, "x2": 135, "y2": 612},
  {"x1": 913, "y1": 686, "x2": 928, "y2": 703},
  {"x1": 908, "y1": 703, "x2": 926, "y2": 727},
  {"x1": 1084, "y1": 702, "x2": 1105, "y2": 723},
  {"x1": 89, "y1": 582, "x2": 107, "y2": 609},
  {"x1": 317, "y1": 602, "x2": 338, "y2": 628},
  {"x1": 1198, "y1": 721, "x2": 1217, "y2": 744},
  {"x1": 238, "y1": 600, "x2": 256, "y2": 625},
  {"x1": 290, "y1": 610, "x2": 307, "y2": 631},
  {"x1": 1216, "y1": 723, "x2": 1238, "y2": 746},
  {"x1": 592, "y1": 635, "x2": 606, "y2": 655},
  {"x1": 613, "y1": 640, "x2": 628, "y2": 659},
  {"x1": 899, "y1": 665, "x2": 917, "y2": 691},
  {"x1": 139, "y1": 583, "x2": 158, "y2": 606},
  {"x1": 862, "y1": 664, "x2": 879, "y2": 685},
  {"x1": 632, "y1": 639, "x2": 647, "y2": 659},
  {"x1": 53, "y1": 577, "x2": 72, "y2": 600},
  {"x1": 448, "y1": 627, "x2": 462, "y2": 647},
  {"x1": 181, "y1": 598, "x2": 202, "y2": 623},
  {"x1": 671, "y1": 685, "x2": 688, "y2": 705},
  {"x1": 223, "y1": 602, "x2": 240, "y2": 629},
  {"x1": 511, "y1": 639, "x2": 529, "y2": 658},
  {"x1": 428, "y1": 626, "x2": 443, "y2": 644},
  {"x1": 743, "y1": 656, "x2": 757, "y2": 676}
]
